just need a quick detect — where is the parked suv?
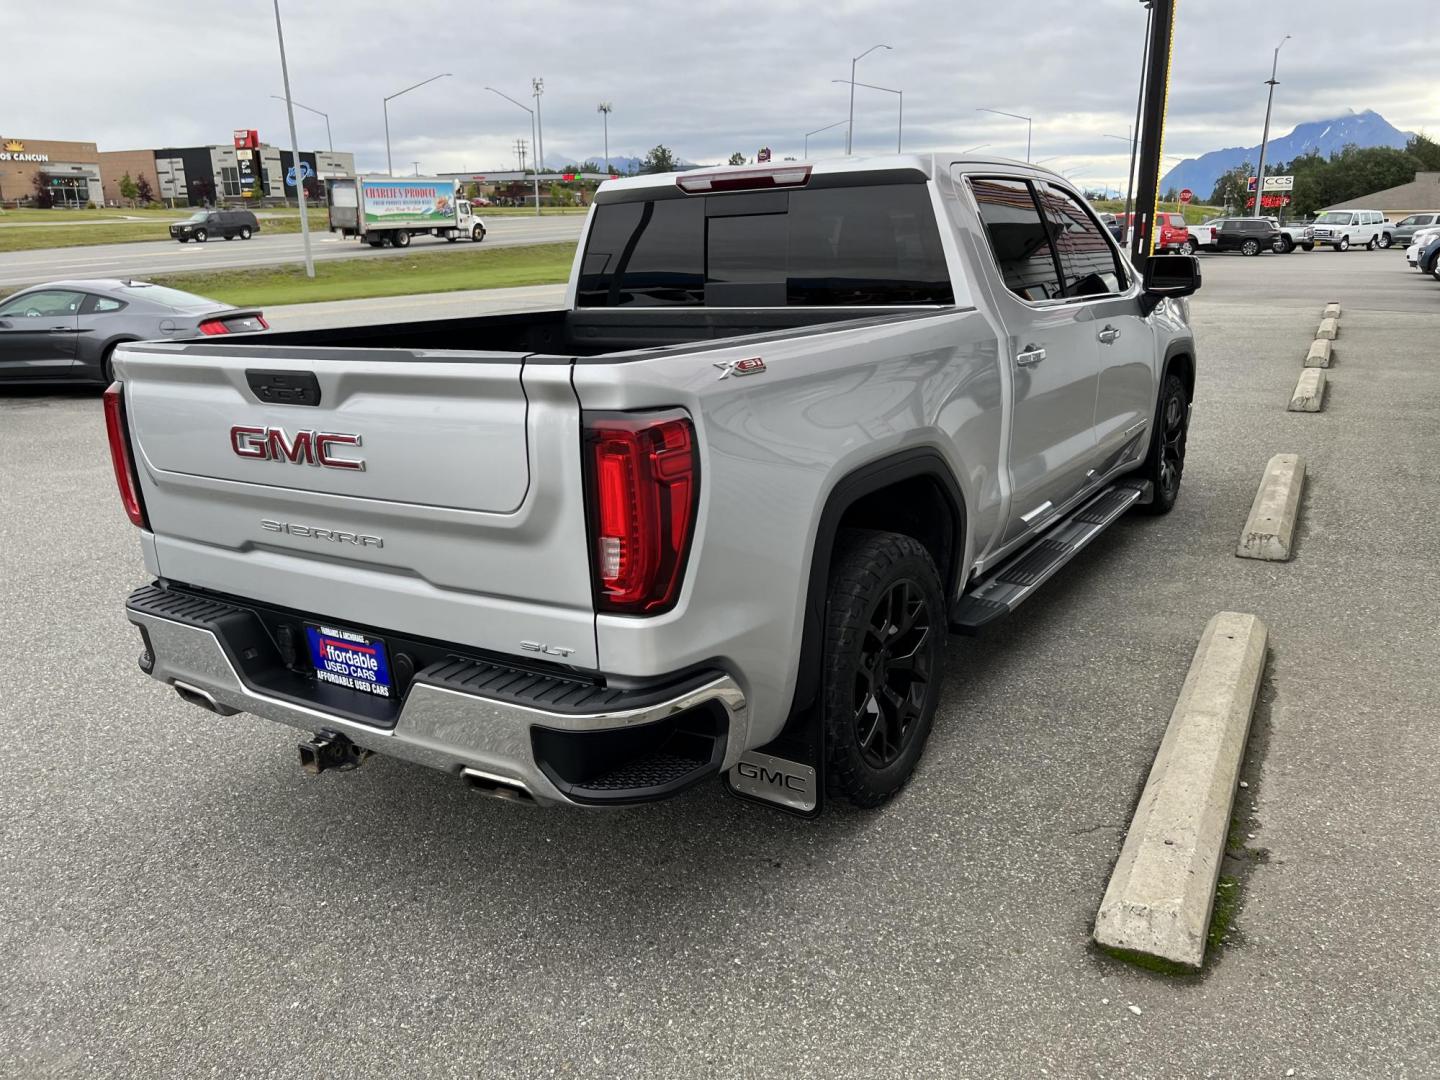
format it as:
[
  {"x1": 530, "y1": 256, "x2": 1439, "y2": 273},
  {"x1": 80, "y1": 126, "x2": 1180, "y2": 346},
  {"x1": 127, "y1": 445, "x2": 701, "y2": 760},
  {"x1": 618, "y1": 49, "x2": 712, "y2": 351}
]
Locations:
[
  {"x1": 169, "y1": 209, "x2": 260, "y2": 243},
  {"x1": 1212, "y1": 217, "x2": 1281, "y2": 255},
  {"x1": 110, "y1": 155, "x2": 1200, "y2": 815},
  {"x1": 1118, "y1": 211, "x2": 1191, "y2": 252},
  {"x1": 1390, "y1": 213, "x2": 1440, "y2": 248},
  {"x1": 1309, "y1": 209, "x2": 1387, "y2": 251}
]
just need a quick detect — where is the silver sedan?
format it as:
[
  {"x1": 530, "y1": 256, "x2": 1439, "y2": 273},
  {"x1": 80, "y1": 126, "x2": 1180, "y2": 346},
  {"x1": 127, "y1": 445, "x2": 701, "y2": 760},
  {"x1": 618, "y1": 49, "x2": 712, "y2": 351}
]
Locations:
[{"x1": 0, "y1": 278, "x2": 266, "y2": 386}]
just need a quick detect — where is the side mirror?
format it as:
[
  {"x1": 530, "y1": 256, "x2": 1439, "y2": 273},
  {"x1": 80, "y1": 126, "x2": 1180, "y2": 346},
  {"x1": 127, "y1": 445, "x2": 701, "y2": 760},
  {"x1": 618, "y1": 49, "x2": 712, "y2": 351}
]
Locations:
[{"x1": 1141, "y1": 254, "x2": 1201, "y2": 313}]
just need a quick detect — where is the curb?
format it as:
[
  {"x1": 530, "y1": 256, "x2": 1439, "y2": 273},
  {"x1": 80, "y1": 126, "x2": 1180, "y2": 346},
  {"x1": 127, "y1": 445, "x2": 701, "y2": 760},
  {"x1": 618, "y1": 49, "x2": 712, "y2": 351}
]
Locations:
[
  {"x1": 1304, "y1": 339, "x2": 1332, "y2": 368},
  {"x1": 1322, "y1": 302, "x2": 1341, "y2": 318},
  {"x1": 1288, "y1": 369, "x2": 1326, "y2": 412},
  {"x1": 1237, "y1": 453, "x2": 1305, "y2": 561},
  {"x1": 1316, "y1": 316, "x2": 1339, "y2": 340},
  {"x1": 1093, "y1": 612, "x2": 1269, "y2": 971}
]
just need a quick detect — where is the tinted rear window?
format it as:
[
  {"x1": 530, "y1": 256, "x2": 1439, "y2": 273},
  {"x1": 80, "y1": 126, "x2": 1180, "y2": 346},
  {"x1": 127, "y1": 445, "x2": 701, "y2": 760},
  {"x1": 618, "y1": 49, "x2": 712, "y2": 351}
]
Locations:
[{"x1": 577, "y1": 184, "x2": 953, "y2": 307}]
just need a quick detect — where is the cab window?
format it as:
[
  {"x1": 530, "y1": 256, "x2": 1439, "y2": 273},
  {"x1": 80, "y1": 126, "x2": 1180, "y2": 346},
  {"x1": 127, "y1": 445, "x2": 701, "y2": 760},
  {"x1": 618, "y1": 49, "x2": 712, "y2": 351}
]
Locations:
[
  {"x1": 1035, "y1": 183, "x2": 1126, "y2": 296},
  {"x1": 966, "y1": 177, "x2": 1063, "y2": 302}
]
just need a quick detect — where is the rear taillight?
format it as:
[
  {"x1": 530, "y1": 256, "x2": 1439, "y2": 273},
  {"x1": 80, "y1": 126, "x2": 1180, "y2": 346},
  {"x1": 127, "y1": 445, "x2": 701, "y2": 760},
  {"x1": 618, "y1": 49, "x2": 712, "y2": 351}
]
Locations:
[
  {"x1": 197, "y1": 318, "x2": 230, "y2": 335},
  {"x1": 103, "y1": 383, "x2": 147, "y2": 529},
  {"x1": 676, "y1": 164, "x2": 812, "y2": 194},
  {"x1": 584, "y1": 411, "x2": 699, "y2": 614}
]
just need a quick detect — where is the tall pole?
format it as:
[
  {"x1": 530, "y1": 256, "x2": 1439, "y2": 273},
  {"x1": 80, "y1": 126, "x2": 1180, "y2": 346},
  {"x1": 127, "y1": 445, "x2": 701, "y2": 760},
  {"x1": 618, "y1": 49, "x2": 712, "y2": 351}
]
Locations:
[
  {"x1": 898, "y1": 91, "x2": 903, "y2": 152},
  {"x1": 532, "y1": 78, "x2": 545, "y2": 173},
  {"x1": 845, "y1": 44, "x2": 891, "y2": 155},
  {"x1": 271, "y1": 0, "x2": 313, "y2": 279},
  {"x1": 1253, "y1": 35, "x2": 1290, "y2": 218},
  {"x1": 804, "y1": 119, "x2": 848, "y2": 158},
  {"x1": 1129, "y1": 0, "x2": 1176, "y2": 262},
  {"x1": 1124, "y1": 3, "x2": 1152, "y2": 242},
  {"x1": 488, "y1": 86, "x2": 540, "y2": 217},
  {"x1": 598, "y1": 103, "x2": 613, "y2": 173},
  {"x1": 531, "y1": 110, "x2": 541, "y2": 215},
  {"x1": 384, "y1": 73, "x2": 452, "y2": 178},
  {"x1": 270, "y1": 96, "x2": 332, "y2": 152}
]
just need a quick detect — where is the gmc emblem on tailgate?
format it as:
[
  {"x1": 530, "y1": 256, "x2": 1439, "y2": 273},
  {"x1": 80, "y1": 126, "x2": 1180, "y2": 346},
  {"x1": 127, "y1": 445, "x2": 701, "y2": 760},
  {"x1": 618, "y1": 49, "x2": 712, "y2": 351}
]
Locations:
[{"x1": 230, "y1": 426, "x2": 365, "y2": 470}]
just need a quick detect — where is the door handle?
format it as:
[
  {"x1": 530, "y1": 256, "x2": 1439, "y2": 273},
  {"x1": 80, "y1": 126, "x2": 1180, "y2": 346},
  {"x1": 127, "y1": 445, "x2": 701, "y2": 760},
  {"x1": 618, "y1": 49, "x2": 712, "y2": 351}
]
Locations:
[
  {"x1": 1098, "y1": 325, "x2": 1122, "y2": 344},
  {"x1": 49, "y1": 326, "x2": 71, "y2": 333},
  {"x1": 1016, "y1": 344, "x2": 1047, "y2": 367}
]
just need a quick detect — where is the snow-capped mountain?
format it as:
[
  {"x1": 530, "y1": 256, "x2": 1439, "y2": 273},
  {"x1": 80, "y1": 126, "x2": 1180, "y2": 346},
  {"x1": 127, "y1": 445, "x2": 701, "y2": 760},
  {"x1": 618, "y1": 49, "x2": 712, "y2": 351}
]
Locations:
[{"x1": 1160, "y1": 109, "x2": 1413, "y2": 198}]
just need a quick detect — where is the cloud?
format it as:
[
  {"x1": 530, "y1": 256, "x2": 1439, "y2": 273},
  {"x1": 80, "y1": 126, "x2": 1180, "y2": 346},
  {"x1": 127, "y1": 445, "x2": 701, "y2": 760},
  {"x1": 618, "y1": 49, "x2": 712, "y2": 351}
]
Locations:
[{"x1": 3, "y1": 0, "x2": 1435, "y2": 189}]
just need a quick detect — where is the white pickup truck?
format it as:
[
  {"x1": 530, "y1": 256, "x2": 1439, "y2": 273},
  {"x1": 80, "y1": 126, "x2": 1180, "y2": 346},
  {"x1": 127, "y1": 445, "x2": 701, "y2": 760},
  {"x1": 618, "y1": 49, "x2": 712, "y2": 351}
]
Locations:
[{"x1": 110, "y1": 155, "x2": 1200, "y2": 816}]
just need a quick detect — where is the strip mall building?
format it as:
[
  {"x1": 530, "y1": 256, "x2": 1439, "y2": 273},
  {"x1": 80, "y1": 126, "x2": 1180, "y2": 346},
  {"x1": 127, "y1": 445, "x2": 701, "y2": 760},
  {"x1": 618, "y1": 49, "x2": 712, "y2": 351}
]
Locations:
[{"x1": 0, "y1": 135, "x2": 354, "y2": 207}]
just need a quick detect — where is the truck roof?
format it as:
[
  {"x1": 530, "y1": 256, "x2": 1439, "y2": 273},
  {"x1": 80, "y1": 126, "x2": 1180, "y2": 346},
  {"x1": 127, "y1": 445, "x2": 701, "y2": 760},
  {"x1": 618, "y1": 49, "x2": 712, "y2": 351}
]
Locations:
[{"x1": 596, "y1": 152, "x2": 1068, "y2": 197}]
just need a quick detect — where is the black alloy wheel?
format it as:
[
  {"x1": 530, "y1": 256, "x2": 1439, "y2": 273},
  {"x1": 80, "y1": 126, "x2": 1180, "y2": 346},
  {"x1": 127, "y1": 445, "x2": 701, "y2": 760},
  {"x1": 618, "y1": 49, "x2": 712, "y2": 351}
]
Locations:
[
  {"x1": 823, "y1": 530, "x2": 946, "y2": 807},
  {"x1": 853, "y1": 578, "x2": 933, "y2": 770},
  {"x1": 1139, "y1": 372, "x2": 1189, "y2": 515}
]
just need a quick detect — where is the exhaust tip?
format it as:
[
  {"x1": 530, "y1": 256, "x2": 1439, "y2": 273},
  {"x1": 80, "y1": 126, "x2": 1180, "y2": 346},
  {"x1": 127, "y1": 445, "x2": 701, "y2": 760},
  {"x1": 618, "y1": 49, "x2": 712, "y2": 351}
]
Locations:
[
  {"x1": 461, "y1": 767, "x2": 536, "y2": 805},
  {"x1": 172, "y1": 680, "x2": 240, "y2": 717}
]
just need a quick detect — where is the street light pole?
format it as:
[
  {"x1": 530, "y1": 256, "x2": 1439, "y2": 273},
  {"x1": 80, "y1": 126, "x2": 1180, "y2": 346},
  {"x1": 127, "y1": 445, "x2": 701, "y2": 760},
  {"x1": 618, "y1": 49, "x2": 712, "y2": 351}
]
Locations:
[
  {"x1": 488, "y1": 86, "x2": 541, "y2": 216},
  {"x1": 270, "y1": 0, "x2": 313, "y2": 279},
  {"x1": 384, "y1": 72, "x2": 452, "y2": 177},
  {"x1": 269, "y1": 95, "x2": 332, "y2": 151},
  {"x1": 532, "y1": 78, "x2": 545, "y2": 173},
  {"x1": 598, "y1": 103, "x2": 613, "y2": 173},
  {"x1": 833, "y1": 79, "x2": 902, "y2": 154},
  {"x1": 804, "y1": 119, "x2": 848, "y2": 158},
  {"x1": 1104, "y1": 129, "x2": 1137, "y2": 225},
  {"x1": 1253, "y1": 35, "x2": 1291, "y2": 218},
  {"x1": 977, "y1": 107, "x2": 1033, "y2": 162},
  {"x1": 845, "y1": 44, "x2": 891, "y2": 154}
]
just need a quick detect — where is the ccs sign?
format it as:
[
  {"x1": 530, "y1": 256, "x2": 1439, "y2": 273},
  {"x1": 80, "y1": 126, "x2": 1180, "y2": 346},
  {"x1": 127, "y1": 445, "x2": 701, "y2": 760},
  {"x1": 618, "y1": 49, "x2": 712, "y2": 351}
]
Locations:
[{"x1": 230, "y1": 426, "x2": 365, "y2": 470}]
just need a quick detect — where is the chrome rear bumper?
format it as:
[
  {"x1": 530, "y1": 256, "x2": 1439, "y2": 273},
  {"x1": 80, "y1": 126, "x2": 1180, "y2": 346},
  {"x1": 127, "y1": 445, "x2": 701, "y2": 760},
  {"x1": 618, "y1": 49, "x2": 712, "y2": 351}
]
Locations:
[{"x1": 128, "y1": 604, "x2": 748, "y2": 806}]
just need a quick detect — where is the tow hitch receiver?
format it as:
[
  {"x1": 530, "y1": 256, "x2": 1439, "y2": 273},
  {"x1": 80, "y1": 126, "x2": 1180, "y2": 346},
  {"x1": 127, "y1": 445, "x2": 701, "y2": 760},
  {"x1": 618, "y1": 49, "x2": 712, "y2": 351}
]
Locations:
[{"x1": 298, "y1": 732, "x2": 373, "y2": 775}]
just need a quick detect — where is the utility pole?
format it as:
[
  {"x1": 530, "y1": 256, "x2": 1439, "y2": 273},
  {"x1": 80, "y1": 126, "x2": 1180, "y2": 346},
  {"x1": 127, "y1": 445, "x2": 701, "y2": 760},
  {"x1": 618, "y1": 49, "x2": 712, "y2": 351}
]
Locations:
[
  {"x1": 1253, "y1": 35, "x2": 1291, "y2": 217},
  {"x1": 598, "y1": 103, "x2": 613, "y2": 173},
  {"x1": 1130, "y1": 0, "x2": 1177, "y2": 262},
  {"x1": 532, "y1": 77, "x2": 545, "y2": 173},
  {"x1": 271, "y1": 0, "x2": 313, "y2": 279}
]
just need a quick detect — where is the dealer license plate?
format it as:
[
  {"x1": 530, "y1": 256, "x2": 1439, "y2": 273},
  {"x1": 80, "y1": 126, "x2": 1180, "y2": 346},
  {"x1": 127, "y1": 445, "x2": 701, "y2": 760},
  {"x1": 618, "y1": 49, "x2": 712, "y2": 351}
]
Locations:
[{"x1": 305, "y1": 623, "x2": 393, "y2": 699}]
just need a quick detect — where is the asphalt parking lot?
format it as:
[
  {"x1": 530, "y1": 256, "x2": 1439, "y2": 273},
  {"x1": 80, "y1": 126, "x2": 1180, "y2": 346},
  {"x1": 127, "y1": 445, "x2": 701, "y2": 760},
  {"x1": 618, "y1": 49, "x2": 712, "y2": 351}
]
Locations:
[{"x1": 2, "y1": 249, "x2": 1437, "y2": 1079}]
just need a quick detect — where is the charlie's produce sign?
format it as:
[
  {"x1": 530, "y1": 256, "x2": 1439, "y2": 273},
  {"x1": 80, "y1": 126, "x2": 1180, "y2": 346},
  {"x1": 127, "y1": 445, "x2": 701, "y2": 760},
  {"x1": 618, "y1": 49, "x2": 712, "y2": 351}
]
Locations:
[{"x1": 360, "y1": 180, "x2": 455, "y2": 225}]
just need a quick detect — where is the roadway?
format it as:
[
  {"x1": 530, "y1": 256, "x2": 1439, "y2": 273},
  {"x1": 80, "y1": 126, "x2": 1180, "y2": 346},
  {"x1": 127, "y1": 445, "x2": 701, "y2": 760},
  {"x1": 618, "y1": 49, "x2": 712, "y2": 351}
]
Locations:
[{"x1": 0, "y1": 214, "x2": 585, "y2": 289}]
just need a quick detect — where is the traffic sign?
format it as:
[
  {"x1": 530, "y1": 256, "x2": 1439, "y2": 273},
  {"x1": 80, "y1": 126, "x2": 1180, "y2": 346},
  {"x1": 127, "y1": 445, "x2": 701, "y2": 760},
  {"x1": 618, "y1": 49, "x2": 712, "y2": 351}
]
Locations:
[{"x1": 1179, "y1": 188, "x2": 1193, "y2": 204}]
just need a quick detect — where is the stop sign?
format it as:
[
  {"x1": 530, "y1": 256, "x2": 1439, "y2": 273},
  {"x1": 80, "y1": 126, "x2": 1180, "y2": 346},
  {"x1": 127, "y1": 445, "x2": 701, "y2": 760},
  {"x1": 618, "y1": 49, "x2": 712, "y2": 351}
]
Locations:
[{"x1": 1179, "y1": 188, "x2": 1193, "y2": 204}]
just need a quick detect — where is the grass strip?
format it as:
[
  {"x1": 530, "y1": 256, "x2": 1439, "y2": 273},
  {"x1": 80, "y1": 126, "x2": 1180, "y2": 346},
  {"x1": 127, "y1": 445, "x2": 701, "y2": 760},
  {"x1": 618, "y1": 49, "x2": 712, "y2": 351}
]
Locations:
[{"x1": 146, "y1": 241, "x2": 576, "y2": 307}]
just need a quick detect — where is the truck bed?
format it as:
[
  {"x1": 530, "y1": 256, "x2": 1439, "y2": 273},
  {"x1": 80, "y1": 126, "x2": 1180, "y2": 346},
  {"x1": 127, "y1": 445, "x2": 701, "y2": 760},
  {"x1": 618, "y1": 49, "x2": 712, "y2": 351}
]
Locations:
[{"x1": 222, "y1": 305, "x2": 946, "y2": 359}]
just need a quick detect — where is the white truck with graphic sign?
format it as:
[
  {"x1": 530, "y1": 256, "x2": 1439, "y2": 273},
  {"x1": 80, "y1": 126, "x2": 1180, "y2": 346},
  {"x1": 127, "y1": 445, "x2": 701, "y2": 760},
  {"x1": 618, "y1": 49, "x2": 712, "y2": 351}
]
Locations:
[{"x1": 326, "y1": 176, "x2": 487, "y2": 247}]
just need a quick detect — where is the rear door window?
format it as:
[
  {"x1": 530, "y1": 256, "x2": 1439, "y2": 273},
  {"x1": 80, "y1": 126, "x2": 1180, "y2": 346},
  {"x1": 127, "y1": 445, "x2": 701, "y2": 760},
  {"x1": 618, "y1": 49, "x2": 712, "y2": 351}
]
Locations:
[
  {"x1": 576, "y1": 183, "x2": 953, "y2": 307},
  {"x1": 966, "y1": 177, "x2": 1063, "y2": 302}
]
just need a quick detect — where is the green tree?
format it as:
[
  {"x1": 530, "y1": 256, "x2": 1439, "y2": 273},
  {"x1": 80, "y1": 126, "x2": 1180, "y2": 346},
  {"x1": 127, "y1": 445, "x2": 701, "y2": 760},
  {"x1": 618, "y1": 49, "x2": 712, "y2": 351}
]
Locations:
[
  {"x1": 728, "y1": 152, "x2": 747, "y2": 166},
  {"x1": 1405, "y1": 133, "x2": 1440, "y2": 172},
  {"x1": 640, "y1": 144, "x2": 678, "y2": 174},
  {"x1": 580, "y1": 159, "x2": 603, "y2": 174},
  {"x1": 1208, "y1": 162, "x2": 1254, "y2": 212},
  {"x1": 31, "y1": 171, "x2": 53, "y2": 208},
  {"x1": 118, "y1": 172, "x2": 139, "y2": 205}
]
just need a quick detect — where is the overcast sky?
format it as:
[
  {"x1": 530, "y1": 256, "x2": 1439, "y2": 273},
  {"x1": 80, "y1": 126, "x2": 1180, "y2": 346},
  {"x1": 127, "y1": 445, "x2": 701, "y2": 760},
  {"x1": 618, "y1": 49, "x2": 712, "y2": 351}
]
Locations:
[{"x1": 5, "y1": 0, "x2": 1437, "y2": 188}]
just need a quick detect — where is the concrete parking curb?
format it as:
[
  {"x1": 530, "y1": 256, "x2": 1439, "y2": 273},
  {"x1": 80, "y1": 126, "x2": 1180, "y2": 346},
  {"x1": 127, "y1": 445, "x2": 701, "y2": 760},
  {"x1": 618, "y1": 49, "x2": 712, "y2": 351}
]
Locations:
[
  {"x1": 1305, "y1": 339, "x2": 1332, "y2": 368},
  {"x1": 1237, "y1": 454, "x2": 1305, "y2": 561},
  {"x1": 1093, "y1": 612, "x2": 1269, "y2": 972},
  {"x1": 1317, "y1": 317, "x2": 1339, "y2": 340},
  {"x1": 1288, "y1": 369, "x2": 1326, "y2": 412},
  {"x1": 1323, "y1": 302, "x2": 1341, "y2": 318}
]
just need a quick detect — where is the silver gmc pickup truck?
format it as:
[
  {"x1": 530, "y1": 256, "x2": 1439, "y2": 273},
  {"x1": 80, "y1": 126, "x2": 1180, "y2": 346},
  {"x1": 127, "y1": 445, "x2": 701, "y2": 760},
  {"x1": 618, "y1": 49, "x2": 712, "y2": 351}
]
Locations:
[{"x1": 108, "y1": 154, "x2": 1200, "y2": 816}]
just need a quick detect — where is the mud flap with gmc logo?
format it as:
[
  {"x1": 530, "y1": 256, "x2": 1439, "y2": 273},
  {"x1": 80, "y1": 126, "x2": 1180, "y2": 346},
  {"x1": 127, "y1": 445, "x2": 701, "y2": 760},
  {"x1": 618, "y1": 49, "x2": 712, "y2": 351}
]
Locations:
[{"x1": 725, "y1": 750, "x2": 819, "y2": 815}]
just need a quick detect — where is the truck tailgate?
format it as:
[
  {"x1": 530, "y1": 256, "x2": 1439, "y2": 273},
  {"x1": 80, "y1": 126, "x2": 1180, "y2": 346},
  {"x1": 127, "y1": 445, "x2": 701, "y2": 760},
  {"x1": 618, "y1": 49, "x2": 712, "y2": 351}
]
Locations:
[{"x1": 116, "y1": 344, "x2": 598, "y2": 667}]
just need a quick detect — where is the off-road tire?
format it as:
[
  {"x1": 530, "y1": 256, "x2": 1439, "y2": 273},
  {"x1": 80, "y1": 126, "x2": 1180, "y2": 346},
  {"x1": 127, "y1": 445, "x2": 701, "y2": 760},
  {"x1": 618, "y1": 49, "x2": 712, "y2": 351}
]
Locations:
[
  {"x1": 1137, "y1": 372, "x2": 1189, "y2": 515},
  {"x1": 822, "y1": 530, "x2": 946, "y2": 808}
]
